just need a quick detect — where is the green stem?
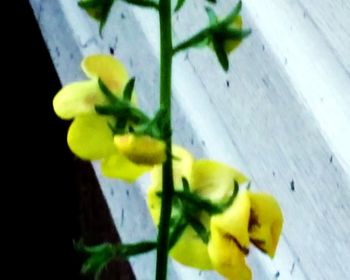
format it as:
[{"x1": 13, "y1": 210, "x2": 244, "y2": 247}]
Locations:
[{"x1": 156, "y1": 0, "x2": 173, "y2": 278}]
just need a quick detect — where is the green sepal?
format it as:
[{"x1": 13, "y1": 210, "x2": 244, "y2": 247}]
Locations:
[
  {"x1": 122, "y1": 77, "x2": 135, "y2": 101},
  {"x1": 186, "y1": 214, "x2": 210, "y2": 244},
  {"x1": 220, "y1": 180, "x2": 239, "y2": 210},
  {"x1": 78, "y1": 0, "x2": 115, "y2": 36},
  {"x1": 219, "y1": 28, "x2": 252, "y2": 40},
  {"x1": 168, "y1": 213, "x2": 188, "y2": 249},
  {"x1": 95, "y1": 78, "x2": 150, "y2": 129},
  {"x1": 122, "y1": 0, "x2": 159, "y2": 9},
  {"x1": 133, "y1": 107, "x2": 168, "y2": 139},
  {"x1": 157, "y1": 180, "x2": 240, "y2": 249},
  {"x1": 95, "y1": 103, "x2": 149, "y2": 124},
  {"x1": 173, "y1": 28, "x2": 212, "y2": 53},
  {"x1": 174, "y1": 0, "x2": 186, "y2": 12},
  {"x1": 173, "y1": 0, "x2": 251, "y2": 69},
  {"x1": 98, "y1": 77, "x2": 120, "y2": 103},
  {"x1": 205, "y1": 6, "x2": 218, "y2": 26},
  {"x1": 212, "y1": 35, "x2": 229, "y2": 71},
  {"x1": 219, "y1": 0, "x2": 242, "y2": 28},
  {"x1": 174, "y1": 189, "x2": 222, "y2": 214},
  {"x1": 181, "y1": 177, "x2": 190, "y2": 193},
  {"x1": 114, "y1": 77, "x2": 136, "y2": 133},
  {"x1": 75, "y1": 240, "x2": 117, "y2": 280},
  {"x1": 174, "y1": 178, "x2": 240, "y2": 214}
]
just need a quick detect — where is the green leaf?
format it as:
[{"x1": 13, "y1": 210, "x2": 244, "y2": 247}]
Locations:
[
  {"x1": 174, "y1": 0, "x2": 186, "y2": 12},
  {"x1": 212, "y1": 36, "x2": 229, "y2": 71}
]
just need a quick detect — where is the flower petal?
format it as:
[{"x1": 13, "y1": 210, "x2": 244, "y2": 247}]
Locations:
[
  {"x1": 208, "y1": 228, "x2": 252, "y2": 280},
  {"x1": 150, "y1": 146, "x2": 194, "y2": 195},
  {"x1": 146, "y1": 146, "x2": 212, "y2": 268},
  {"x1": 209, "y1": 191, "x2": 252, "y2": 279},
  {"x1": 53, "y1": 80, "x2": 105, "y2": 119},
  {"x1": 169, "y1": 226, "x2": 213, "y2": 270},
  {"x1": 81, "y1": 54, "x2": 128, "y2": 94},
  {"x1": 114, "y1": 134, "x2": 166, "y2": 165},
  {"x1": 101, "y1": 153, "x2": 150, "y2": 183},
  {"x1": 190, "y1": 160, "x2": 248, "y2": 203},
  {"x1": 210, "y1": 190, "x2": 251, "y2": 250},
  {"x1": 67, "y1": 114, "x2": 116, "y2": 160},
  {"x1": 248, "y1": 192, "x2": 283, "y2": 257}
]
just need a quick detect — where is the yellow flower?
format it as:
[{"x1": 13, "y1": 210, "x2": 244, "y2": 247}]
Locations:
[
  {"x1": 53, "y1": 54, "x2": 162, "y2": 182},
  {"x1": 147, "y1": 147, "x2": 248, "y2": 271},
  {"x1": 148, "y1": 147, "x2": 213, "y2": 269},
  {"x1": 147, "y1": 147, "x2": 283, "y2": 279},
  {"x1": 248, "y1": 192, "x2": 283, "y2": 257},
  {"x1": 53, "y1": 54, "x2": 128, "y2": 120}
]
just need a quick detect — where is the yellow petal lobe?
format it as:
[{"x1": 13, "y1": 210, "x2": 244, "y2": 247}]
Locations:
[
  {"x1": 248, "y1": 192, "x2": 283, "y2": 257},
  {"x1": 190, "y1": 160, "x2": 247, "y2": 203},
  {"x1": 81, "y1": 54, "x2": 128, "y2": 94},
  {"x1": 101, "y1": 153, "x2": 150, "y2": 182},
  {"x1": 114, "y1": 134, "x2": 166, "y2": 165},
  {"x1": 53, "y1": 80, "x2": 104, "y2": 119},
  {"x1": 208, "y1": 191, "x2": 252, "y2": 279},
  {"x1": 67, "y1": 114, "x2": 116, "y2": 160}
]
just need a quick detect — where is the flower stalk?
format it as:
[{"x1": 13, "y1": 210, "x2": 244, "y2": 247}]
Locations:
[{"x1": 156, "y1": 0, "x2": 174, "y2": 278}]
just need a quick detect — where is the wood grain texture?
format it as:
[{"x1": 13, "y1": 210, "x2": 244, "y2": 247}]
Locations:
[{"x1": 30, "y1": 0, "x2": 350, "y2": 279}]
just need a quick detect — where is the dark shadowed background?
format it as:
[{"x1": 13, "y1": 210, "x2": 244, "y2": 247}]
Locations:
[{"x1": 10, "y1": 1, "x2": 135, "y2": 279}]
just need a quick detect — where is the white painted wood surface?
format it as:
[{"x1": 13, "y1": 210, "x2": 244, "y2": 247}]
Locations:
[{"x1": 30, "y1": 0, "x2": 350, "y2": 279}]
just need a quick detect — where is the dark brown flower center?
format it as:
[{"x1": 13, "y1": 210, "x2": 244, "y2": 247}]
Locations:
[
  {"x1": 248, "y1": 209, "x2": 260, "y2": 232},
  {"x1": 250, "y1": 238, "x2": 266, "y2": 253},
  {"x1": 224, "y1": 233, "x2": 249, "y2": 255}
]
